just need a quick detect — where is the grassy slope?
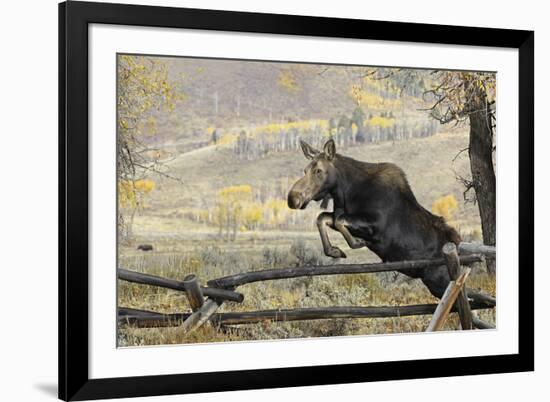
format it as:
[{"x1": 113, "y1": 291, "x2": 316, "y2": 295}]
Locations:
[{"x1": 132, "y1": 128, "x2": 480, "y2": 243}]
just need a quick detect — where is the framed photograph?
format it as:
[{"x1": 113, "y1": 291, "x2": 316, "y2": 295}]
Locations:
[{"x1": 59, "y1": 1, "x2": 534, "y2": 400}]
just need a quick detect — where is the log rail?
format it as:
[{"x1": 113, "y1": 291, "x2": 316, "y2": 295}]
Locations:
[
  {"x1": 117, "y1": 242, "x2": 496, "y2": 334},
  {"x1": 207, "y1": 254, "x2": 484, "y2": 288},
  {"x1": 119, "y1": 301, "x2": 493, "y2": 328},
  {"x1": 118, "y1": 268, "x2": 244, "y2": 303}
]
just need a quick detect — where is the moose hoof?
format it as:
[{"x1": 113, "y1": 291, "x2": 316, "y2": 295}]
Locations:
[{"x1": 326, "y1": 246, "x2": 347, "y2": 259}]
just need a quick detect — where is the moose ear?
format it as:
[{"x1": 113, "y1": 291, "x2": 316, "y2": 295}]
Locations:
[
  {"x1": 323, "y1": 139, "x2": 336, "y2": 160},
  {"x1": 300, "y1": 140, "x2": 320, "y2": 160}
]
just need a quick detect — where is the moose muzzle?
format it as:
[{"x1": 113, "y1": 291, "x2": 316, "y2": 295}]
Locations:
[{"x1": 287, "y1": 191, "x2": 306, "y2": 209}]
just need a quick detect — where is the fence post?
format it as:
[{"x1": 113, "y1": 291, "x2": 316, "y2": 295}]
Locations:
[
  {"x1": 183, "y1": 274, "x2": 205, "y2": 312},
  {"x1": 442, "y1": 242, "x2": 473, "y2": 330},
  {"x1": 426, "y1": 268, "x2": 470, "y2": 331},
  {"x1": 180, "y1": 299, "x2": 221, "y2": 334},
  {"x1": 181, "y1": 274, "x2": 223, "y2": 334}
]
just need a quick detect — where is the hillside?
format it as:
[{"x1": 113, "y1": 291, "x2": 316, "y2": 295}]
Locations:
[
  {"x1": 132, "y1": 128, "x2": 480, "y2": 251},
  {"x1": 119, "y1": 54, "x2": 484, "y2": 265},
  {"x1": 129, "y1": 55, "x2": 434, "y2": 152}
]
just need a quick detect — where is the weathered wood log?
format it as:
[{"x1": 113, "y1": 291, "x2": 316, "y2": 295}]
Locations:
[
  {"x1": 426, "y1": 268, "x2": 471, "y2": 331},
  {"x1": 118, "y1": 301, "x2": 493, "y2": 328},
  {"x1": 458, "y1": 242, "x2": 496, "y2": 258},
  {"x1": 472, "y1": 315, "x2": 496, "y2": 330},
  {"x1": 183, "y1": 274, "x2": 204, "y2": 312},
  {"x1": 118, "y1": 307, "x2": 189, "y2": 325},
  {"x1": 443, "y1": 243, "x2": 473, "y2": 330},
  {"x1": 426, "y1": 281, "x2": 457, "y2": 332},
  {"x1": 118, "y1": 307, "x2": 162, "y2": 318},
  {"x1": 466, "y1": 289, "x2": 496, "y2": 307},
  {"x1": 181, "y1": 299, "x2": 220, "y2": 334},
  {"x1": 118, "y1": 268, "x2": 244, "y2": 303},
  {"x1": 207, "y1": 254, "x2": 484, "y2": 288}
]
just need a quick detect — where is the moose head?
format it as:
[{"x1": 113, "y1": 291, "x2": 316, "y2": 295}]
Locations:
[{"x1": 287, "y1": 139, "x2": 339, "y2": 210}]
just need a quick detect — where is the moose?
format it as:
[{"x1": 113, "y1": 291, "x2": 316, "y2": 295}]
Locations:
[{"x1": 288, "y1": 138, "x2": 465, "y2": 299}]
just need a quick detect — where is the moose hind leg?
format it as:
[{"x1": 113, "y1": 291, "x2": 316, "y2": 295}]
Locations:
[
  {"x1": 316, "y1": 212, "x2": 347, "y2": 258},
  {"x1": 420, "y1": 265, "x2": 451, "y2": 299}
]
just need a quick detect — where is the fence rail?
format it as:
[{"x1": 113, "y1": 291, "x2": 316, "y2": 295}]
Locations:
[
  {"x1": 207, "y1": 254, "x2": 484, "y2": 288},
  {"x1": 118, "y1": 268, "x2": 244, "y2": 303},
  {"x1": 119, "y1": 301, "x2": 493, "y2": 328},
  {"x1": 118, "y1": 242, "x2": 496, "y2": 334}
]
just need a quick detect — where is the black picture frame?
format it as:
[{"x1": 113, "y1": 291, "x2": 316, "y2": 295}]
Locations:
[{"x1": 59, "y1": 1, "x2": 534, "y2": 400}]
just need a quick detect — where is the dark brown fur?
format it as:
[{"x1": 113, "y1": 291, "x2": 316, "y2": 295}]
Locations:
[{"x1": 288, "y1": 139, "x2": 462, "y2": 298}]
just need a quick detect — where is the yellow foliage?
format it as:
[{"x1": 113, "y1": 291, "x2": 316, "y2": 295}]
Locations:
[
  {"x1": 118, "y1": 179, "x2": 155, "y2": 209},
  {"x1": 249, "y1": 120, "x2": 328, "y2": 139},
  {"x1": 118, "y1": 55, "x2": 183, "y2": 119},
  {"x1": 217, "y1": 133, "x2": 238, "y2": 145},
  {"x1": 134, "y1": 179, "x2": 155, "y2": 193},
  {"x1": 218, "y1": 185, "x2": 252, "y2": 201},
  {"x1": 432, "y1": 194, "x2": 458, "y2": 221},
  {"x1": 243, "y1": 203, "x2": 264, "y2": 227},
  {"x1": 265, "y1": 198, "x2": 289, "y2": 225},
  {"x1": 117, "y1": 54, "x2": 184, "y2": 186},
  {"x1": 213, "y1": 185, "x2": 264, "y2": 235},
  {"x1": 349, "y1": 84, "x2": 402, "y2": 110},
  {"x1": 211, "y1": 119, "x2": 330, "y2": 149},
  {"x1": 266, "y1": 199, "x2": 287, "y2": 214},
  {"x1": 210, "y1": 186, "x2": 294, "y2": 233},
  {"x1": 278, "y1": 70, "x2": 300, "y2": 93},
  {"x1": 197, "y1": 209, "x2": 209, "y2": 222},
  {"x1": 366, "y1": 115, "x2": 395, "y2": 128},
  {"x1": 143, "y1": 116, "x2": 157, "y2": 136}
]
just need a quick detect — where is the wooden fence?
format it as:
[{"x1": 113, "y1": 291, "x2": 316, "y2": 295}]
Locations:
[{"x1": 118, "y1": 242, "x2": 496, "y2": 334}]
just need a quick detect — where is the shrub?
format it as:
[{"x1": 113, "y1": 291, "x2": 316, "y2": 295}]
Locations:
[
  {"x1": 290, "y1": 239, "x2": 331, "y2": 267},
  {"x1": 432, "y1": 194, "x2": 458, "y2": 221}
]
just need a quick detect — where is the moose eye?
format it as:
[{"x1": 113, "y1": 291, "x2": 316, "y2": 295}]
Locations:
[{"x1": 314, "y1": 168, "x2": 323, "y2": 175}]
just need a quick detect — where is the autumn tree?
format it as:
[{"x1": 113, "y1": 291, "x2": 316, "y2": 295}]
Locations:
[
  {"x1": 432, "y1": 194, "x2": 458, "y2": 222},
  {"x1": 117, "y1": 55, "x2": 183, "y2": 239},
  {"x1": 424, "y1": 71, "x2": 496, "y2": 274},
  {"x1": 278, "y1": 69, "x2": 300, "y2": 93},
  {"x1": 351, "y1": 106, "x2": 366, "y2": 143},
  {"x1": 118, "y1": 179, "x2": 155, "y2": 239},
  {"x1": 214, "y1": 185, "x2": 254, "y2": 241},
  {"x1": 366, "y1": 68, "x2": 496, "y2": 273}
]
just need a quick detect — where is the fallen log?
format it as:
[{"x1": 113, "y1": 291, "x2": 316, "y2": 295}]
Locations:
[
  {"x1": 118, "y1": 268, "x2": 244, "y2": 303},
  {"x1": 118, "y1": 307, "x2": 162, "y2": 317},
  {"x1": 466, "y1": 289, "x2": 496, "y2": 307},
  {"x1": 458, "y1": 242, "x2": 496, "y2": 258},
  {"x1": 207, "y1": 255, "x2": 484, "y2": 288},
  {"x1": 118, "y1": 301, "x2": 494, "y2": 328},
  {"x1": 472, "y1": 315, "x2": 496, "y2": 329}
]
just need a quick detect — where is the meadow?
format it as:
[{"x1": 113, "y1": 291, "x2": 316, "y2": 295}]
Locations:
[
  {"x1": 118, "y1": 129, "x2": 496, "y2": 346},
  {"x1": 118, "y1": 246, "x2": 495, "y2": 346}
]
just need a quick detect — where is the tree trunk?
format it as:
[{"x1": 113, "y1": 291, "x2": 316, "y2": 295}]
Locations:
[{"x1": 467, "y1": 91, "x2": 496, "y2": 274}]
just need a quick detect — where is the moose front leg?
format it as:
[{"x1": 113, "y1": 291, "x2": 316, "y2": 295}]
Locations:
[
  {"x1": 334, "y1": 214, "x2": 369, "y2": 249},
  {"x1": 316, "y1": 212, "x2": 347, "y2": 258}
]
